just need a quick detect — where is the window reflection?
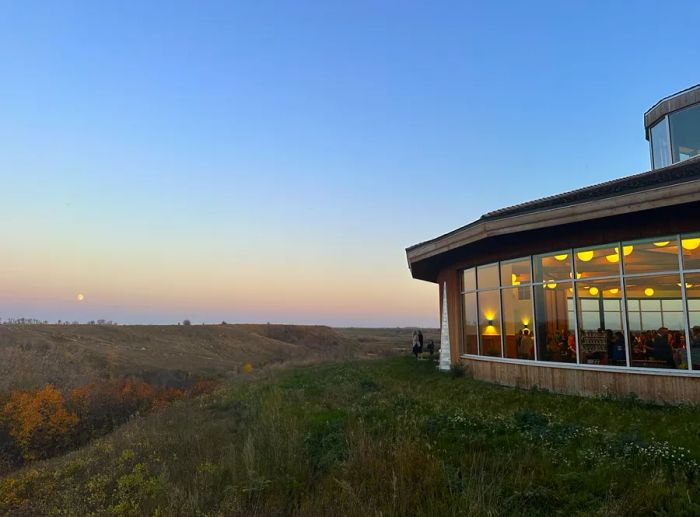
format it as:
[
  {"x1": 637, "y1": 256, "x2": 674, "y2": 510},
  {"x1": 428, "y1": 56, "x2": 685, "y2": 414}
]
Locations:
[
  {"x1": 534, "y1": 251, "x2": 572, "y2": 283},
  {"x1": 462, "y1": 268, "x2": 476, "y2": 292},
  {"x1": 462, "y1": 292, "x2": 478, "y2": 355},
  {"x1": 478, "y1": 290, "x2": 501, "y2": 357},
  {"x1": 574, "y1": 243, "x2": 621, "y2": 280},
  {"x1": 651, "y1": 117, "x2": 671, "y2": 169},
  {"x1": 670, "y1": 104, "x2": 700, "y2": 164},
  {"x1": 621, "y1": 237, "x2": 679, "y2": 275},
  {"x1": 534, "y1": 281, "x2": 576, "y2": 363},
  {"x1": 477, "y1": 263, "x2": 499, "y2": 290},
  {"x1": 502, "y1": 286, "x2": 534, "y2": 359},
  {"x1": 681, "y1": 233, "x2": 700, "y2": 271},
  {"x1": 576, "y1": 278, "x2": 625, "y2": 366},
  {"x1": 625, "y1": 274, "x2": 686, "y2": 369},
  {"x1": 683, "y1": 275, "x2": 700, "y2": 370},
  {"x1": 500, "y1": 257, "x2": 531, "y2": 286}
]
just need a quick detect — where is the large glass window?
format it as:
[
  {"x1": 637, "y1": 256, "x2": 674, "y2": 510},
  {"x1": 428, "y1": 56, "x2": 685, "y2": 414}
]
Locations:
[
  {"x1": 625, "y1": 274, "x2": 685, "y2": 369},
  {"x1": 534, "y1": 280, "x2": 576, "y2": 363},
  {"x1": 462, "y1": 292, "x2": 478, "y2": 355},
  {"x1": 459, "y1": 232, "x2": 700, "y2": 373},
  {"x1": 576, "y1": 278, "x2": 626, "y2": 366},
  {"x1": 621, "y1": 237, "x2": 679, "y2": 275},
  {"x1": 670, "y1": 104, "x2": 700, "y2": 164},
  {"x1": 477, "y1": 290, "x2": 502, "y2": 357},
  {"x1": 650, "y1": 117, "x2": 671, "y2": 169},
  {"x1": 502, "y1": 286, "x2": 534, "y2": 359},
  {"x1": 574, "y1": 243, "x2": 621, "y2": 280}
]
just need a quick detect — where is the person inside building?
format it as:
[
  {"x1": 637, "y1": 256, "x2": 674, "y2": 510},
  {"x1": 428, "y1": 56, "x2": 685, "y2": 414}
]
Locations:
[
  {"x1": 652, "y1": 327, "x2": 675, "y2": 368},
  {"x1": 691, "y1": 326, "x2": 700, "y2": 369},
  {"x1": 610, "y1": 331, "x2": 626, "y2": 365},
  {"x1": 519, "y1": 328, "x2": 534, "y2": 359},
  {"x1": 427, "y1": 340, "x2": 435, "y2": 356}
]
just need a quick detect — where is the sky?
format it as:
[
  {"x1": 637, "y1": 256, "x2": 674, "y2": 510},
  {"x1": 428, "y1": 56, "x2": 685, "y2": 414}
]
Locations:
[{"x1": 1, "y1": 1, "x2": 699, "y2": 326}]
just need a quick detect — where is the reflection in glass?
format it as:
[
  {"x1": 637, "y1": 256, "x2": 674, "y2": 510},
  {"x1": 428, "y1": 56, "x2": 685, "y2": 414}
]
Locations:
[
  {"x1": 651, "y1": 117, "x2": 671, "y2": 169},
  {"x1": 477, "y1": 263, "x2": 499, "y2": 290},
  {"x1": 502, "y1": 286, "x2": 534, "y2": 359},
  {"x1": 684, "y1": 274, "x2": 700, "y2": 370},
  {"x1": 500, "y1": 257, "x2": 531, "y2": 287},
  {"x1": 534, "y1": 281, "x2": 576, "y2": 363},
  {"x1": 574, "y1": 243, "x2": 621, "y2": 280},
  {"x1": 534, "y1": 251, "x2": 572, "y2": 283},
  {"x1": 625, "y1": 274, "x2": 685, "y2": 369},
  {"x1": 462, "y1": 292, "x2": 478, "y2": 355},
  {"x1": 681, "y1": 233, "x2": 700, "y2": 271},
  {"x1": 576, "y1": 279, "x2": 625, "y2": 366},
  {"x1": 462, "y1": 268, "x2": 476, "y2": 292},
  {"x1": 477, "y1": 290, "x2": 501, "y2": 357},
  {"x1": 670, "y1": 104, "x2": 700, "y2": 164},
  {"x1": 621, "y1": 237, "x2": 679, "y2": 275}
]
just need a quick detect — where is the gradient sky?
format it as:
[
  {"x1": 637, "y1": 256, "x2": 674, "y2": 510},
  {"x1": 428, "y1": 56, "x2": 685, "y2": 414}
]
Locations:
[{"x1": 1, "y1": 1, "x2": 699, "y2": 326}]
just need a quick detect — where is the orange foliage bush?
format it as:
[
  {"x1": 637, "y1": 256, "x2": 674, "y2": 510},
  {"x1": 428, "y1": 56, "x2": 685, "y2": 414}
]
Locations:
[
  {"x1": 2, "y1": 385, "x2": 79, "y2": 460},
  {"x1": 0, "y1": 376, "x2": 218, "y2": 468}
]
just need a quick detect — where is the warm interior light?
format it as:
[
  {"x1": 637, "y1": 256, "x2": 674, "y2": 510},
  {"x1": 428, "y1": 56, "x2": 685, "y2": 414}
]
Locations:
[
  {"x1": 654, "y1": 241, "x2": 670, "y2": 247},
  {"x1": 568, "y1": 272, "x2": 582, "y2": 279},
  {"x1": 589, "y1": 287, "x2": 599, "y2": 296},
  {"x1": 614, "y1": 245, "x2": 634, "y2": 257},
  {"x1": 554, "y1": 254, "x2": 568, "y2": 261},
  {"x1": 511, "y1": 273, "x2": 520, "y2": 286},
  {"x1": 605, "y1": 253, "x2": 620, "y2": 263},
  {"x1": 609, "y1": 288, "x2": 619, "y2": 294},
  {"x1": 644, "y1": 288, "x2": 655, "y2": 297},
  {"x1": 577, "y1": 251, "x2": 594, "y2": 262},
  {"x1": 546, "y1": 281, "x2": 557, "y2": 289},
  {"x1": 521, "y1": 318, "x2": 529, "y2": 326},
  {"x1": 682, "y1": 238, "x2": 700, "y2": 251},
  {"x1": 677, "y1": 282, "x2": 694, "y2": 289}
]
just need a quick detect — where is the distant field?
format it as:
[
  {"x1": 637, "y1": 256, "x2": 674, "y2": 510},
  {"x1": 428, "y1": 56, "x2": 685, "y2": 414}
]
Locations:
[
  {"x1": 3, "y1": 357, "x2": 700, "y2": 515},
  {"x1": 0, "y1": 324, "x2": 439, "y2": 392}
]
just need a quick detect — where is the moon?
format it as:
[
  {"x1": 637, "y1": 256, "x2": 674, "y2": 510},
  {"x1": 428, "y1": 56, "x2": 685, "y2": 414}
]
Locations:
[{"x1": 77, "y1": 293, "x2": 85, "y2": 302}]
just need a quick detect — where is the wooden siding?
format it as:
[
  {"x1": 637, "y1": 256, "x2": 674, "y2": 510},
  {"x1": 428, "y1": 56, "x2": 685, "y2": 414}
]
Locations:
[{"x1": 464, "y1": 358, "x2": 700, "y2": 403}]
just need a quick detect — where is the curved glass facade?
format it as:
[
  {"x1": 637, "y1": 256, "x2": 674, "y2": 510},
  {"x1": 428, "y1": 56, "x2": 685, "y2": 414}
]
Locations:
[
  {"x1": 460, "y1": 232, "x2": 700, "y2": 372},
  {"x1": 649, "y1": 103, "x2": 700, "y2": 169}
]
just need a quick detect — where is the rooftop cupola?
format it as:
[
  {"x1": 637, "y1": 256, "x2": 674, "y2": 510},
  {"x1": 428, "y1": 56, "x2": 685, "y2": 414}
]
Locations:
[{"x1": 645, "y1": 85, "x2": 700, "y2": 169}]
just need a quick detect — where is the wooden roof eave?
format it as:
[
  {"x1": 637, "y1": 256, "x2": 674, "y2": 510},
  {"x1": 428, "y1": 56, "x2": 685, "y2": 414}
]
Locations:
[{"x1": 406, "y1": 177, "x2": 700, "y2": 282}]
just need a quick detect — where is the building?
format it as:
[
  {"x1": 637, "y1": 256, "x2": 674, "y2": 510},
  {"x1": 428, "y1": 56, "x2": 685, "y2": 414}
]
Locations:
[{"x1": 406, "y1": 85, "x2": 700, "y2": 402}]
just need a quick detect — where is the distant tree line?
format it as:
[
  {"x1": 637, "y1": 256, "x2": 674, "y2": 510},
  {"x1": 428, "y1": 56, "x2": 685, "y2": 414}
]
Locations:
[{"x1": 0, "y1": 318, "x2": 118, "y2": 325}]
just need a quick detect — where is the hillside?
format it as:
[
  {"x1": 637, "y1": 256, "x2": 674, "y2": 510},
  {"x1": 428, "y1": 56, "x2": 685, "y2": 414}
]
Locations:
[
  {"x1": 2, "y1": 357, "x2": 700, "y2": 515},
  {"x1": 0, "y1": 324, "x2": 437, "y2": 391}
]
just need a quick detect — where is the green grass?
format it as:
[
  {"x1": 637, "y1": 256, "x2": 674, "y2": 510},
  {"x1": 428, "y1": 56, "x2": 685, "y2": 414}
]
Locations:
[{"x1": 3, "y1": 357, "x2": 700, "y2": 516}]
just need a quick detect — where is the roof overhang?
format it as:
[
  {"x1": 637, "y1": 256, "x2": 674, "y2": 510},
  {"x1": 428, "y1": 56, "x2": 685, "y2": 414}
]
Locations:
[{"x1": 406, "y1": 175, "x2": 700, "y2": 283}]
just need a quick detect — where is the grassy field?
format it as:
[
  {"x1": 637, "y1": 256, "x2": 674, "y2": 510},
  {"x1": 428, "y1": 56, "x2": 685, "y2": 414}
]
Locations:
[
  {"x1": 0, "y1": 324, "x2": 432, "y2": 391},
  {"x1": 2, "y1": 356, "x2": 700, "y2": 516}
]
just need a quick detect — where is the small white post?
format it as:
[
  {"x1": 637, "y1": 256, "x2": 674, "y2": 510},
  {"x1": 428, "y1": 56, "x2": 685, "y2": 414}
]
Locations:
[{"x1": 439, "y1": 281, "x2": 451, "y2": 371}]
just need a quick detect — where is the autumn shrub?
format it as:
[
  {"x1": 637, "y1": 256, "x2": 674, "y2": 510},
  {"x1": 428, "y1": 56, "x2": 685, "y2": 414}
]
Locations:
[
  {"x1": 2, "y1": 385, "x2": 79, "y2": 461},
  {"x1": 0, "y1": 376, "x2": 218, "y2": 469}
]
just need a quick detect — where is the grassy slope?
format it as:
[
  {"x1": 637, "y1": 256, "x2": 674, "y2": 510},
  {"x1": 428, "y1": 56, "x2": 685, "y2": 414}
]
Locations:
[
  {"x1": 3, "y1": 357, "x2": 700, "y2": 516},
  {"x1": 0, "y1": 325, "x2": 431, "y2": 391}
]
